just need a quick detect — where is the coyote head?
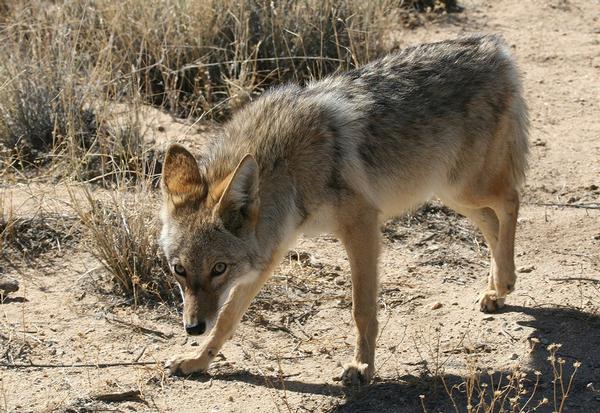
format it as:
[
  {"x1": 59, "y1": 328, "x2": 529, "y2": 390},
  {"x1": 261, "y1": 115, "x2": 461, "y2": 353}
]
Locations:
[{"x1": 159, "y1": 144, "x2": 261, "y2": 336}]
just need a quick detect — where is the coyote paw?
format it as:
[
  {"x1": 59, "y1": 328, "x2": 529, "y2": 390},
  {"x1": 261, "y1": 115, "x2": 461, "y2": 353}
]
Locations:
[
  {"x1": 340, "y1": 362, "x2": 372, "y2": 387},
  {"x1": 479, "y1": 290, "x2": 506, "y2": 312},
  {"x1": 166, "y1": 353, "x2": 210, "y2": 376}
]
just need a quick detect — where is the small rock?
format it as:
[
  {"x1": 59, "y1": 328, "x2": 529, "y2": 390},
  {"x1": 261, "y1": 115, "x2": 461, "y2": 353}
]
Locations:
[
  {"x1": 510, "y1": 353, "x2": 519, "y2": 360},
  {"x1": 518, "y1": 265, "x2": 536, "y2": 273},
  {"x1": 431, "y1": 301, "x2": 443, "y2": 310},
  {"x1": 0, "y1": 277, "x2": 19, "y2": 295},
  {"x1": 228, "y1": 396, "x2": 234, "y2": 402},
  {"x1": 191, "y1": 341, "x2": 199, "y2": 347},
  {"x1": 483, "y1": 316, "x2": 495, "y2": 321},
  {"x1": 309, "y1": 256, "x2": 323, "y2": 268}
]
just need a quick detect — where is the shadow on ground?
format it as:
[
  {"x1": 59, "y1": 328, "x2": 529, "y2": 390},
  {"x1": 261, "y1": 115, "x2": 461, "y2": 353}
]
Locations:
[{"x1": 183, "y1": 305, "x2": 600, "y2": 412}]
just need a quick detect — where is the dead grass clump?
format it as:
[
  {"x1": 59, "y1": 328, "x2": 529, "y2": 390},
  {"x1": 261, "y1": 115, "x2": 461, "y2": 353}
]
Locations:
[
  {"x1": 0, "y1": 195, "x2": 80, "y2": 259},
  {"x1": 0, "y1": 58, "x2": 96, "y2": 171},
  {"x1": 0, "y1": 214, "x2": 80, "y2": 260},
  {"x1": 77, "y1": 111, "x2": 163, "y2": 188},
  {"x1": 69, "y1": 185, "x2": 173, "y2": 306},
  {"x1": 0, "y1": 2, "x2": 99, "y2": 171},
  {"x1": 385, "y1": 202, "x2": 478, "y2": 245}
]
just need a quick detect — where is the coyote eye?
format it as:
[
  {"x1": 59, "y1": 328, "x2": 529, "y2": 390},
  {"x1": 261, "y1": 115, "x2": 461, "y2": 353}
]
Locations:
[
  {"x1": 211, "y1": 262, "x2": 227, "y2": 277},
  {"x1": 173, "y1": 263, "x2": 186, "y2": 276}
]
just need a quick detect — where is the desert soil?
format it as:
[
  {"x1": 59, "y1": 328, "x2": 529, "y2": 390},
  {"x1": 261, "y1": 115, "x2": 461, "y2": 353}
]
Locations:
[{"x1": 1, "y1": 0, "x2": 599, "y2": 412}]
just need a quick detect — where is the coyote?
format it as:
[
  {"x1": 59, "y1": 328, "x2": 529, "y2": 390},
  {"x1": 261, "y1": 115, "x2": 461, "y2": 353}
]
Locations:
[{"x1": 159, "y1": 34, "x2": 529, "y2": 385}]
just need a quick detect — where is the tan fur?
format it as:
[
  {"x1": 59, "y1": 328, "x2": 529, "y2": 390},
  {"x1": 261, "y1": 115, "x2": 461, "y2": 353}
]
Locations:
[{"x1": 159, "y1": 35, "x2": 529, "y2": 385}]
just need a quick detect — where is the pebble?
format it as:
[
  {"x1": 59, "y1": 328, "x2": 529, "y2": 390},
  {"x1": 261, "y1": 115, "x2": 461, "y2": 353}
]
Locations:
[
  {"x1": 518, "y1": 265, "x2": 536, "y2": 273},
  {"x1": 431, "y1": 301, "x2": 443, "y2": 310},
  {"x1": 510, "y1": 353, "x2": 519, "y2": 360}
]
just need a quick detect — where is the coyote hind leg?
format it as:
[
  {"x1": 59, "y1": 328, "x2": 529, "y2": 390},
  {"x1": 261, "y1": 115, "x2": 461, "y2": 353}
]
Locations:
[
  {"x1": 442, "y1": 189, "x2": 519, "y2": 312},
  {"x1": 480, "y1": 189, "x2": 519, "y2": 312}
]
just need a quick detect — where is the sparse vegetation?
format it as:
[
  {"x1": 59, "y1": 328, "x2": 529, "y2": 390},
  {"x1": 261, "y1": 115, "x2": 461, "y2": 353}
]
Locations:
[
  {"x1": 434, "y1": 344, "x2": 580, "y2": 413},
  {"x1": 0, "y1": 0, "x2": 461, "y2": 303}
]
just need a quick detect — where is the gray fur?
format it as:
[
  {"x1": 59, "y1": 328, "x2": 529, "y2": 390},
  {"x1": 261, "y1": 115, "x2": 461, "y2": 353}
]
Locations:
[{"x1": 160, "y1": 34, "x2": 530, "y2": 380}]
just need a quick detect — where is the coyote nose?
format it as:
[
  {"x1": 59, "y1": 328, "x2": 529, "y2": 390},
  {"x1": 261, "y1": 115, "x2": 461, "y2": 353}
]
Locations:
[{"x1": 185, "y1": 322, "x2": 206, "y2": 335}]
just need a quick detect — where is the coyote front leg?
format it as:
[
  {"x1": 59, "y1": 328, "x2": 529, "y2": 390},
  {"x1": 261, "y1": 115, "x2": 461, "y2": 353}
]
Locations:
[
  {"x1": 167, "y1": 272, "x2": 269, "y2": 375},
  {"x1": 338, "y1": 205, "x2": 380, "y2": 386}
]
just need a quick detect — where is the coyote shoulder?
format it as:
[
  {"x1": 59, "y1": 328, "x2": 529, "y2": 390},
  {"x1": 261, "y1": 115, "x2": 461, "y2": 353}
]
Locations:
[{"x1": 159, "y1": 34, "x2": 529, "y2": 385}]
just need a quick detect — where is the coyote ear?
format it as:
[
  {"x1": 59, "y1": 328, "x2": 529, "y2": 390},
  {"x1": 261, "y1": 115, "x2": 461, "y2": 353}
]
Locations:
[
  {"x1": 216, "y1": 154, "x2": 259, "y2": 235},
  {"x1": 162, "y1": 144, "x2": 206, "y2": 209}
]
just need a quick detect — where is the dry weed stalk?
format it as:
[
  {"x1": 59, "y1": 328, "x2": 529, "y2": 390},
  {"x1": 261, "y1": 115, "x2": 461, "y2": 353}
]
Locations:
[{"x1": 429, "y1": 344, "x2": 580, "y2": 413}]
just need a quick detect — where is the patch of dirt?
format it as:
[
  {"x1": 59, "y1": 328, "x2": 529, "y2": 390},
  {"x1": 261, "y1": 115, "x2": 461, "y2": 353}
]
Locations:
[{"x1": 1, "y1": 0, "x2": 600, "y2": 412}]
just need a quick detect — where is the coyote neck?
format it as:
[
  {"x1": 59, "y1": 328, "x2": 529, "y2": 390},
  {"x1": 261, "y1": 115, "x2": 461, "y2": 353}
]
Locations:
[{"x1": 253, "y1": 182, "x2": 300, "y2": 271}]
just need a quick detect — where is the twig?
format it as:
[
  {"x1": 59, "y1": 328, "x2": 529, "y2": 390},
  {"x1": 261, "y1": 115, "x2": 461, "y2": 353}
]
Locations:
[
  {"x1": 0, "y1": 360, "x2": 157, "y2": 369},
  {"x1": 548, "y1": 277, "x2": 600, "y2": 284},
  {"x1": 134, "y1": 346, "x2": 147, "y2": 362},
  {"x1": 500, "y1": 325, "x2": 517, "y2": 342},
  {"x1": 92, "y1": 389, "x2": 144, "y2": 403},
  {"x1": 528, "y1": 202, "x2": 600, "y2": 210},
  {"x1": 104, "y1": 315, "x2": 172, "y2": 339}
]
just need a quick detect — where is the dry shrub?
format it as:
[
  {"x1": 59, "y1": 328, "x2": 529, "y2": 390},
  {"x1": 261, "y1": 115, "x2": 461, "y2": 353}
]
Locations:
[{"x1": 69, "y1": 184, "x2": 173, "y2": 306}]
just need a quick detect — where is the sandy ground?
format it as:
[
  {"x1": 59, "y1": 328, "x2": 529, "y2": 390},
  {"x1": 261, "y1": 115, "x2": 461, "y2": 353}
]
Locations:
[{"x1": 1, "y1": 0, "x2": 599, "y2": 412}]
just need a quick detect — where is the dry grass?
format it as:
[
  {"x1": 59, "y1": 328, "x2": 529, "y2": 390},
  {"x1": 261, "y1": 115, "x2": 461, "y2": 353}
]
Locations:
[
  {"x1": 0, "y1": 0, "x2": 394, "y2": 175},
  {"x1": 68, "y1": 182, "x2": 173, "y2": 306},
  {"x1": 0, "y1": 0, "x2": 461, "y2": 178}
]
